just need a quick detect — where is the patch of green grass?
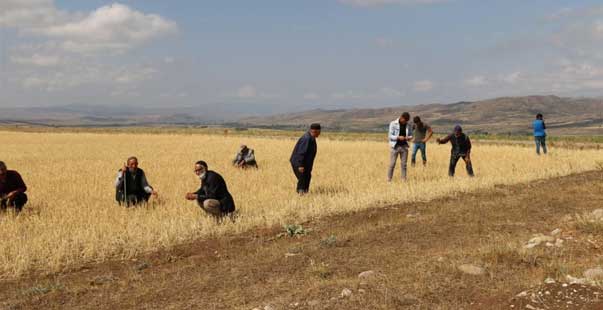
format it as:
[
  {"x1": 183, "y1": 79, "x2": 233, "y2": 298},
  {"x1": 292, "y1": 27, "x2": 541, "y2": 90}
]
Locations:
[
  {"x1": 320, "y1": 235, "x2": 338, "y2": 247},
  {"x1": 21, "y1": 282, "x2": 64, "y2": 297},
  {"x1": 575, "y1": 215, "x2": 603, "y2": 234},
  {"x1": 280, "y1": 224, "x2": 309, "y2": 238},
  {"x1": 309, "y1": 261, "x2": 333, "y2": 279}
]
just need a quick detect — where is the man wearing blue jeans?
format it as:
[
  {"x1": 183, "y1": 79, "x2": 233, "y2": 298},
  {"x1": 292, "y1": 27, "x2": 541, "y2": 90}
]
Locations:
[
  {"x1": 411, "y1": 116, "x2": 433, "y2": 166},
  {"x1": 533, "y1": 113, "x2": 547, "y2": 155}
]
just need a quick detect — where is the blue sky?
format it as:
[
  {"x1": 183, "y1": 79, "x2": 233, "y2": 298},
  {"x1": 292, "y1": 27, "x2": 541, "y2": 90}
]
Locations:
[{"x1": 2, "y1": 0, "x2": 603, "y2": 111}]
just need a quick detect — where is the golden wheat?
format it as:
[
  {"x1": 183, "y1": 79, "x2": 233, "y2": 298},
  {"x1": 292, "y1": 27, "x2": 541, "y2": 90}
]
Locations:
[{"x1": 0, "y1": 130, "x2": 601, "y2": 278}]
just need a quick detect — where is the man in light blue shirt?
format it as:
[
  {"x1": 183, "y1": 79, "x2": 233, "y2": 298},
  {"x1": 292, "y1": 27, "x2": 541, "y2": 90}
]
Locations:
[{"x1": 532, "y1": 113, "x2": 547, "y2": 155}]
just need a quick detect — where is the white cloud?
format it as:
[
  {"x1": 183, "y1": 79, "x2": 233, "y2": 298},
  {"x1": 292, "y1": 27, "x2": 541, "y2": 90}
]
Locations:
[
  {"x1": 114, "y1": 67, "x2": 158, "y2": 84},
  {"x1": 379, "y1": 87, "x2": 404, "y2": 97},
  {"x1": 464, "y1": 76, "x2": 488, "y2": 87},
  {"x1": 330, "y1": 87, "x2": 404, "y2": 100},
  {"x1": 547, "y1": 7, "x2": 574, "y2": 21},
  {"x1": 17, "y1": 63, "x2": 160, "y2": 91},
  {"x1": 0, "y1": 0, "x2": 69, "y2": 29},
  {"x1": 339, "y1": 0, "x2": 450, "y2": 7},
  {"x1": 10, "y1": 54, "x2": 61, "y2": 67},
  {"x1": 413, "y1": 80, "x2": 434, "y2": 92},
  {"x1": 500, "y1": 72, "x2": 521, "y2": 84},
  {"x1": 237, "y1": 85, "x2": 258, "y2": 98},
  {"x1": 3, "y1": 2, "x2": 177, "y2": 93},
  {"x1": 27, "y1": 3, "x2": 178, "y2": 54},
  {"x1": 331, "y1": 90, "x2": 364, "y2": 100},
  {"x1": 303, "y1": 93, "x2": 320, "y2": 100}
]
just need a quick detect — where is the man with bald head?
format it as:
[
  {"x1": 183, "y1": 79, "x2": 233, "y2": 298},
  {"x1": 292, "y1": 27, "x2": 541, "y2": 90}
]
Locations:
[
  {"x1": 115, "y1": 156, "x2": 158, "y2": 206},
  {"x1": 0, "y1": 161, "x2": 28, "y2": 213}
]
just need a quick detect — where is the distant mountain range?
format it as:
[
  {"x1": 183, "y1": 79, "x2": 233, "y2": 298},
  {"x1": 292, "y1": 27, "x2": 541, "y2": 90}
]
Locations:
[
  {"x1": 0, "y1": 102, "x2": 295, "y2": 127},
  {"x1": 239, "y1": 95, "x2": 603, "y2": 135},
  {"x1": 1, "y1": 95, "x2": 602, "y2": 135}
]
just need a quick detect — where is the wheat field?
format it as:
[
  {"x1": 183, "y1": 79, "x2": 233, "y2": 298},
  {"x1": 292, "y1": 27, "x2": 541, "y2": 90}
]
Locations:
[{"x1": 0, "y1": 130, "x2": 602, "y2": 279}]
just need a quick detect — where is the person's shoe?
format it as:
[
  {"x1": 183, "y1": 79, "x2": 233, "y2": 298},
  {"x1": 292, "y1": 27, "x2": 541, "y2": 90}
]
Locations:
[{"x1": 422, "y1": 161, "x2": 427, "y2": 166}]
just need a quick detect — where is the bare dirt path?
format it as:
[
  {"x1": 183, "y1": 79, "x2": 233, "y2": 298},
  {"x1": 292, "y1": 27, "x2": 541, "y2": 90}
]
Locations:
[{"x1": 1, "y1": 171, "x2": 602, "y2": 310}]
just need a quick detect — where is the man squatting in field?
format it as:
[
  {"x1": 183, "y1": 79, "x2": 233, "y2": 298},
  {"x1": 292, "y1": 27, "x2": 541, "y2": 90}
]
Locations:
[
  {"x1": 0, "y1": 161, "x2": 28, "y2": 213},
  {"x1": 411, "y1": 116, "x2": 433, "y2": 166},
  {"x1": 436, "y1": 125, "x2": 475, "y2": 177},
  {"x1": 185, "y1": 161, "x2": 235, "y2": 219},
  {"x1": 388, "y1": 112, "x2": 413, "y2": 182},
  {"x1": 115, "y1": 156, "x2": 158, "y2": 206},
  {"x1": 233, "y1": 144, "x2": 258, "y2": 168},
  {"x1": 290, "y1": 123, "x2": 321, "y2": 194}
]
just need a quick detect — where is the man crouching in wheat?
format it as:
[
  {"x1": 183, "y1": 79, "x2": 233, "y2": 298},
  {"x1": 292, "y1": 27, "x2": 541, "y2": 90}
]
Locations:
[
  {"x1": 185, "y1": 160, "x2": 236, "y2": 221},
  {"x1": 0, "y1": 161, "x2": 28, "y2": 213},
  {"x1": 115, "y1": 156, "x2": 158, "y2": 207}
]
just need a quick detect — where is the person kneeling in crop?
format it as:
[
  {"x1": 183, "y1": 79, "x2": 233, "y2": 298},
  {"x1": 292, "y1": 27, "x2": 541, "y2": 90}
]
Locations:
[
  {"x1": 115, "y1": 156, "x2": 158, "y2": 206},
  {"x1": 436, "y1": 125, "x2": 475, "y2": 177},
  {"x1": 232, "y1": 144, "x2": 258, "y2": 168},
  {"x1": 0, "y1": 161, "x2": 28, "y2": 213},
  {"x1": 186, "y1": 161, "x2": 236, "y2": 220}
]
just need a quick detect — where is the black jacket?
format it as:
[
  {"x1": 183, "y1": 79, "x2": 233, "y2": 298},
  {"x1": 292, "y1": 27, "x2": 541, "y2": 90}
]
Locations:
[
  {"x1": 116, "y1": 168, "x2": 149, "y2": 198},
  {"x1": 439, "y1": 133, "x2": 472, "y2": 155},
  {"x1": 196, "y1": 170, "x2": 235, "y2": 213},
  {"x1": 289, "y1": 131, "x2": 317, "y2": 170}
]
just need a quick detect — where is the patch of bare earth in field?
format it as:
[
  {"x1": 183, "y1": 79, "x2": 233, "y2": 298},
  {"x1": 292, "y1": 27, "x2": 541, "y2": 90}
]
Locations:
[{"x1": 0, "y1": 171, "x2": 602, "y2": 310}]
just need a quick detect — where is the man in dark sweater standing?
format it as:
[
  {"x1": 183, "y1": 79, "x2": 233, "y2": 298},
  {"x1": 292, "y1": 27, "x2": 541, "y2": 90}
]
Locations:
[
  {"x1": 185, "y1": 161, "x2": 235, "y2": 219},
  {"x1": 436, "y1": 125, "x2": 475, "y2": 177},
  {"x1": 0, "y1": 161, "x2": 28, "y2": 213},
  {"x1": 290, "y1": 123, "x2": 321, "y2": 194},
  {"x1": 115, "y1": 156, "x2": 158, "y2": 206}
]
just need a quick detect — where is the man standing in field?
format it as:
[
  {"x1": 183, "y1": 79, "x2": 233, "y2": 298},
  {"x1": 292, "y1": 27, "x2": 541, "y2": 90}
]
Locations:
[
  {"x1": 533, "y1": 113, "x2": 547, "y2": 155},
  {"x1": 290, "y1": 123, "x2": 321, "y2": 194},
  {"x1": 411, "y1": 116, "x2": 433, "y2": 166},
  {"x1": 436, "y1": 125, "x2": 475, "y2": 177},
  {"x1": 388, "y1": 112, "x2": 413, "y2": 182},
  {"x1": 233, "y1": 144, "x2": 258, "y2": 168},
  {"x1": 186, "y1": 161, "x2": 235, "y2": 219},
  {"x1": 0, "y1": 161, "x2": 28, "y2": 213},
  {"x1": 115, "y1": 156, "x2": 158, "y2": 206}
]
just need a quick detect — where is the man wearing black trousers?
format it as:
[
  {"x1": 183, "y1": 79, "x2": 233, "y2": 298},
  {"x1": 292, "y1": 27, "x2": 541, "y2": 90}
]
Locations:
[
  {"x1": 0, "y1": 161, "x2": 28, "y2": 213},
  {"x1": 290, "y1": 123, "x2": 321, "y2": 194},
  {"x1": 436, "y1": 125, "x2": 475, "y2": 177}
]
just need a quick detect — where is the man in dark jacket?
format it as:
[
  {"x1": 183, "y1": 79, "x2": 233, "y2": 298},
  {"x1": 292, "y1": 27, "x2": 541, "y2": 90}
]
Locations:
[
  {"x1": 185, "y1": 161, "x2": 235, "y2": 218},
  {"x1": 0, "y1": 161, "x2": 28, "y2": 213},
  {"x1": 436, "y1": 125, "x2": 475, "y2": 177},
  {"x1": 232, "y1": 144, "x2": 258, "y2": 168},
  {"x1": 290, "y1": 123, "x2": 321, "y2": 194},
  {"x1": 115, "y1": 156, "x2": 158, "y2": 206}
]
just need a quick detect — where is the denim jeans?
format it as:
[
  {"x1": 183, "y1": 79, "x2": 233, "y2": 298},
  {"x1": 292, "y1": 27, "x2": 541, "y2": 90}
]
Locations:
[
  {"x1": 388, "y1": 145, "x2": 409, "y2": 181},
  {"x1": 411, "y1": 142, "x2": 427, "y2": 164},
  {"x1": 535, "y1": 136, "x2": 547, "y2": 155}
]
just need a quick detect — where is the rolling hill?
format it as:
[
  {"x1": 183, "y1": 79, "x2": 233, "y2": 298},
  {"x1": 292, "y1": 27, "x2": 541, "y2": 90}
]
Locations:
[{"x1": 238, "y1": 95, "x2": 603, "y2": 135}]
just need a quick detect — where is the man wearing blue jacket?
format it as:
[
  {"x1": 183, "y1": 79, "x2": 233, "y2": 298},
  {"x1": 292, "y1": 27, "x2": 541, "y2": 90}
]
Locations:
[
  {"x1": 290, "y1": 123, "x2": 321, "y2": 194},
  {"x1": 533, "y1": 113, "x2": 547, "y2": 155}
]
